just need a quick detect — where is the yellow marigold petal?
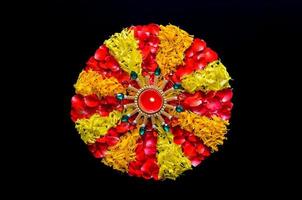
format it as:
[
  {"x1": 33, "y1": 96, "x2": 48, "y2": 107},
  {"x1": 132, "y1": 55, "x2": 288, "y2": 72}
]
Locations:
[
  {"x1": 74, "y1": 70, "x2": 100, "y2": 96},
  {"x1": 156, "y1": 24, "x2": 193, "y2": 76},
  {"x1": 75, "y1": 111, "x2": 122, "y2": 144},
  {"x1": 177, "y1": 111, "x2": 229, "y2": 152},
  {"x1": 181, "y1": 60, "x2": 231, "y2": 93},
  {"x1": 104, "y1": 28, "x2": 142, "y2": 76},
  {"x1": 102, "y1": 129, "x2": 140, "y2": 173},
  {"x1": 74, "y1": 70, "x2": 125, "y2": 97},
  {"x1": 95, "y1": 76, "x2": 125, "y2": 96},
  {"x1": 157, "y1": 126, "x2": 192, "y2": 180}
]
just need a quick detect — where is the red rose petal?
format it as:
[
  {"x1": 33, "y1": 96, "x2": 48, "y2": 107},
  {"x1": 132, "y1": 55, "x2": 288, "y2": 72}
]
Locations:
[
  {"x1": 191, "y1": 105, "x2": 208, "y2": 115},
  {"x1": 145, "y1": 138, "x2": 156, "y2": 148},
  {"x1": 205, "y1": 91, "x2": 216, "y2": 99},
  {"x1": 92, "y1": 145, "x2": 107, "y2": 158},
  {"x1": 203, "y1": 148, "x2": 211, "y2": 157},
  {"x1": 142, "y1": 25, "x2": 155, "y2": 34},
  {"x1": 185, "y1": 58, "x2": 195, "y2": 68},
  {"x1": 178, "y1": 92, "x2": 189, "y2": 101},
  {"x1": 71, "y1": 95, "x2": 85, "y2": 110},
  {"x1": 70, "y1": 110, "x2": 79, "y2": 122},
  {"x1": 107, "y1": 61, "x2": 120, "y2": 72},
  {"x1": 217, "y1": 89, "x2": 233, "y2": 103},
  {"x1": 130, "y1": 161, "x2": 143, "y2": 170},
  {"x1": 174, "y1": 136, "x2": 186, "y2": 145},
  {"x1": 96, "y1": 136, "x2": 107, "y2": 143},
  {"x1": 94, "y1": 45, "x2": 107, "y2": 61},
  {"x1": 84, "y1": 95, "x2": 100, "y2": 107},
  {"x1": 172, "y1": 127, "x2": 183, "y2": 137},
  {"x1": 222, "y1": 101, "x2": 233, "y2": 110},
  {"x1": 191, "y1": 157, "x2": 202, "y2": 167},
  {"x1": 129, "y1": 166, "x2": 142, "y2": 177},
  {"x1": 142, "y1": 46, "x2": 151, "y2": 58},
  {"x1": 175, "y1": 67, "x2": 193, "y2": 79},
  {"x1": 206, "y1": 99, "x2": 222, "y2": 111},
  {"x1": 193, "y1": 61, "x2": 205, "y2": 70},
  {"x1": 183, "y1": 142, "x2": 197, "y2": 158},
  {"x1": 92, "y1": 150, "x2": 103, "y2": 158},
  {"x1": 96, "y1": 105, "x2": 110, "y2": 117},
  {"x1": 144, "y1": 147, "x2": 157, "y2": 156},
  {"x1": 137, "y1": 30, "x2": 150, "y2": 41},
  {"x1": 105, "y1": 136, "x2": 119, "y2": 146},
  {"x1": 187, "y1": 134, "x2": 198, "y2": 142},
  {"x1": 142, "y1": 173, "x2": 152, "y2": 180},
  {"x1": 98, "y1": 62, "x2": 109, "y2": 70},
  {"x1": 146, "y1": 61, "x2": 158, "y2": 72},
  {"x1": 106, "y1": 128, "x2": 118, "y2": 137},
  {"x1": 136, "y1": 140, "x2": 144, "y2": 150},
  {"x1": 196, "y1": 144, "x2": 205, "y2": 154},
  {"x1": 185, "y1": 49, "x2": 194, "y2": 58},
  {"x1": 115, "y1": 122, "x2": 130, "y2": 133},
  {"x1": 192, "y1": 38, "x2": 206, "y2": 52},
  {"x1": 86, "y1": 57, "x2": 99, "y2": 70},
  {"x1": 152, "y1": 173, "x2": 159, "y2": 180},
  {"x1": 88, "y1": 144, "x2": 96, "y2": 153},
  {"x1": 105, "y1": 96, "x2": 118, "y2": 105},
  {"x1": 184, "y1": 96, "x2": 202, "y2": 107},
  {"x1": 203, "y1": 48, "x2": 218, "y2": 62},
  {"x1": 128, "y1": 165, "x2": 136, "y2": 176},
  {"x1": 136, "y1": 150, "x2": 146, "y2": 161},
  {"x1": 195, "y1": 53, "x2": 203, "y2": 61},
  {"x1": 141, "y1": 159, "x2": 154, "y2": 173},
  {"x1": 218, "y1": 109, "x2": 231, "y2": 120},
  {"x1": 147, "y1": 23, "x2": 160, "y2": 34}
]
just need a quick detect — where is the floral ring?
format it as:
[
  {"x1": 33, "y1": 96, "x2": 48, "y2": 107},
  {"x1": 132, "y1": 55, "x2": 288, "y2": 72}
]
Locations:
[{"x1": 71, "y1": 24, "x2": 233, "y2": 180}]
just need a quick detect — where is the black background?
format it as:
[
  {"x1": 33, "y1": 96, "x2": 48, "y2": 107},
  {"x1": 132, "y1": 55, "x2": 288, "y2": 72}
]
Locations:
[{"x1": 39, "y1": 0, "x2": 301, "y2": 197}]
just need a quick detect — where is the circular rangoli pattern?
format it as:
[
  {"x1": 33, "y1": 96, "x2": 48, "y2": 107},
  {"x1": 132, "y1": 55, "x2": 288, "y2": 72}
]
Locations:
[{"x1": 70, "y1": 24, "x2": 233, "y2": 180}]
